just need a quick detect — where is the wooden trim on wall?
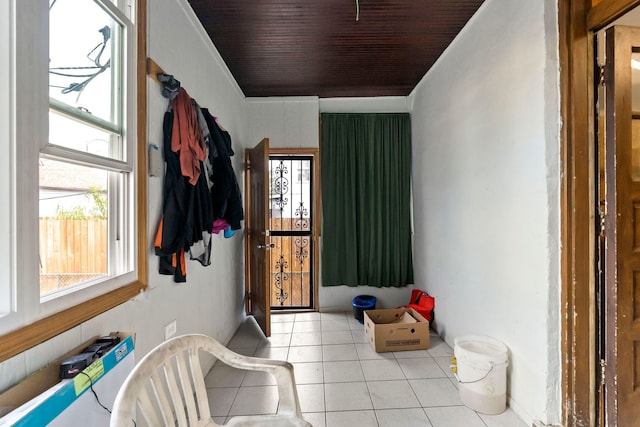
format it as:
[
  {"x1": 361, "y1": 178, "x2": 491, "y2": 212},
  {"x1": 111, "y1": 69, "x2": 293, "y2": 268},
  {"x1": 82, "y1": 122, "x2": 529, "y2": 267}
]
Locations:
[
  {"x1": 0, "y1": 0, "x2": 148, "y2": 364},
  {"x1": 136, "y1": 0, "x2": 148, "y2": 290},
  {"x1": 146, "y1": 57, "x2": 165, "y2": 84},
  {"x1": 560, "y1": 0, "x2": 596, "y2": 425},
  {"x1": 268, "y1": 148, "x2": 319, "y2": 155},
  {"x1": 587, "y1": 0, "x2": 640, "y2": 30},
  {"x1": 0, "y1": 282, "x2": 144, "y2": 362},
  {"x1": 313, "y1": 148, "x2": 321, "y2": 312}
]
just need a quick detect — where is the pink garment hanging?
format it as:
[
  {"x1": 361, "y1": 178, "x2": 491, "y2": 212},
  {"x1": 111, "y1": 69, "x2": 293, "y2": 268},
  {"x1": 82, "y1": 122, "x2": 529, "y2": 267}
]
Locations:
[{"x1": 212, "y1": 218, "x2": 230, "y2": 234}]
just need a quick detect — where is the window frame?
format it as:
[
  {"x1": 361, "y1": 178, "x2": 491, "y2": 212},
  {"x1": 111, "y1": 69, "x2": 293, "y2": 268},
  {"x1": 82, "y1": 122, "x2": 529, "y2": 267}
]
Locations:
[
  {"x1": 0, "y1": 0, "x2": 147, "y2": 363},
  {"x1": 41, "y1": 0, "x2": 134, "y2": 305},
  {"x1": 0, "y1": 0, "x2": 13, "y2": 317}
]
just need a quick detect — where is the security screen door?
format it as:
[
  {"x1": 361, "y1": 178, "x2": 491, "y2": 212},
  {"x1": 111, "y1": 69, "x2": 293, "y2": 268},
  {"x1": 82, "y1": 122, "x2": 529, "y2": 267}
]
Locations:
[{"x1": 268, "y1": 154, "x2": 317, "y2": 310}]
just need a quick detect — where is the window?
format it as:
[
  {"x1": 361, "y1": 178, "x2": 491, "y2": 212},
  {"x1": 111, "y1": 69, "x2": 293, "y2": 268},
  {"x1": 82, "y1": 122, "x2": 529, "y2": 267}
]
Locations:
[
  {"x1": 0, "y1": 0, "x2": 146, "y2": 359},
  {"x1": 42, "y1": 0, "x2": 134, "y2": 299}
]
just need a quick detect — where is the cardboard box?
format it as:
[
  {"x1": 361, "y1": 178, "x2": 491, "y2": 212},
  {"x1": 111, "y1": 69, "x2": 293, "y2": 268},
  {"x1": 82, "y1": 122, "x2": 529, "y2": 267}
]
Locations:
[
  {"x1": 364, "y1": 308, "x2": 430, "y2": 352},
  {"x1": 0, "y1": 332, "x2": 134, "y2": 426}
]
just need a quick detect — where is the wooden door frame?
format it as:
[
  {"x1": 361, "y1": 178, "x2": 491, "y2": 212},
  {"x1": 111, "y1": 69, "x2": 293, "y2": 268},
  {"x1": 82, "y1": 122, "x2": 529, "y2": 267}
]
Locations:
[
  {"x1": 561, "y1": 0, "x2": 640, "y2": 425},
  {"x1": 269, "y1": 148, "x2": 321, "y2": 312},
  {"x1": 602, "y1": 25, "x2": 640, "y2": 426},
  {"x1": 244, "y1": 148, "x2": 252, "y2": 315}
]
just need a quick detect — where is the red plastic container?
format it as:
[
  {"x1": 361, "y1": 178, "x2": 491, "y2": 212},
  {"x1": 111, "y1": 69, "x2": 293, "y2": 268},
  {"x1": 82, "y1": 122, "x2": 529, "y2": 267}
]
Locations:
[{"x1": 400, "y1": 290, "x2": 435, "y2": 322}]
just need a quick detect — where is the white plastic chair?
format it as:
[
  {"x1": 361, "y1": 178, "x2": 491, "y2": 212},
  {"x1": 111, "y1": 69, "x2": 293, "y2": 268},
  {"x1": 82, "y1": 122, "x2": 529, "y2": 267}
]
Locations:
[{"x1": 110, "y1": 334, "x2": 311, "y2": 427}]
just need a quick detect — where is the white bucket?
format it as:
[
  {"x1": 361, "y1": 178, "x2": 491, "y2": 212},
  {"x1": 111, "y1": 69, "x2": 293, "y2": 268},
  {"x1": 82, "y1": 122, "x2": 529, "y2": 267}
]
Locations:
[{"x1": 453, "y1": 335, "x2": 509, "y2": 415}]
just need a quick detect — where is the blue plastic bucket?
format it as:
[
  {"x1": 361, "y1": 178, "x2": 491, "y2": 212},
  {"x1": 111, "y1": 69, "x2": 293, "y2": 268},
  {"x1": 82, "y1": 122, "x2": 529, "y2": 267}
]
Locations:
[{"x1": 352, "y1": 295, "x2": 377, "y2": 323}]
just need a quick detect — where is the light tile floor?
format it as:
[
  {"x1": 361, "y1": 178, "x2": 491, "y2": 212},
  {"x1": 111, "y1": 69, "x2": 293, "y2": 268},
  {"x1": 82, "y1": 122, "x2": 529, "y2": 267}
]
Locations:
[{"x1": 204, "y1": 312, "x2": 527, "y2": 427}]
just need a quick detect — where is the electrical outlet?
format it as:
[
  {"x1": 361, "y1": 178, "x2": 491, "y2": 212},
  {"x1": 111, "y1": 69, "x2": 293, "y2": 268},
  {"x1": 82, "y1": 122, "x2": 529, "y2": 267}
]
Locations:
[{"x1": 164, "y1": 320, "x2": 177, "y2": 340}]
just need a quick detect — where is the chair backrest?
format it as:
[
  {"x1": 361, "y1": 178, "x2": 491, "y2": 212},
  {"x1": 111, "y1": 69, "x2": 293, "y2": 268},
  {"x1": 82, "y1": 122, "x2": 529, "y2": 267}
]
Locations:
[
  {"x1": 111, "y1": 334, "x2": 310, "y2": 427},
  {"x1": 110, "y1": 334, "x2": 219, "y2": 427}
]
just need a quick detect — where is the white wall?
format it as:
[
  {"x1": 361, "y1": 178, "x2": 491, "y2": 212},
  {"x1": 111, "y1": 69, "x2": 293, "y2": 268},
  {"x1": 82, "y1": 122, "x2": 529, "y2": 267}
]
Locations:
[
  {"x1": 247, "y1": 97, "x2": 415, "y2": 311},
  {"x1": 245, "y1": 96, "x2": 411, "y2": 148},
  {"x1": 0, "y1": 0, "x2": 248, "y2": 393},
  {"x1": 319, "y1": 96, "x2": 410, "y2": 113},
  {"x1": 246, "y1": 97, "x2": 319, "y2": 149},
  {"x1": 408, "y1": 0, "x2": 560, "y2": 425}
]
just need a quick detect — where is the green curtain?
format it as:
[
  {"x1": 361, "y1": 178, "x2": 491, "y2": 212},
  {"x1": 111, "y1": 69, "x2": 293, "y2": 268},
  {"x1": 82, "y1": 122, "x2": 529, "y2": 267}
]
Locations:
[{"x1": 321, "y1": 113, "x2": 414, "y2": 287}]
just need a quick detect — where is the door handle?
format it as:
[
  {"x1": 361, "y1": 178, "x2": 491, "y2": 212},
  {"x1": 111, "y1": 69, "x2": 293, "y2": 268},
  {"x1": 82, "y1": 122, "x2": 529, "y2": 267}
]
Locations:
[{"x1": 257, "y1": 243, "x2": 275, "y2": 250}]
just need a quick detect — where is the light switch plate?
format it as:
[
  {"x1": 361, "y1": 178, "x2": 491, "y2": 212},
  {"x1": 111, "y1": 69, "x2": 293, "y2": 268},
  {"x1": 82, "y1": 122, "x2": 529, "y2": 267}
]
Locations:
[{"x1": 164, "y1": 320, "x2": 177, "y2": 340}]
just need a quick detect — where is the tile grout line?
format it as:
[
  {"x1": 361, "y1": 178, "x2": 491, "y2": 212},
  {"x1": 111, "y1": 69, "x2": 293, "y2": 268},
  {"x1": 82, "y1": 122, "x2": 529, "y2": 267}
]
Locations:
[{"x1": 209, "y1": 312, "x2": 525, "y2": 426}]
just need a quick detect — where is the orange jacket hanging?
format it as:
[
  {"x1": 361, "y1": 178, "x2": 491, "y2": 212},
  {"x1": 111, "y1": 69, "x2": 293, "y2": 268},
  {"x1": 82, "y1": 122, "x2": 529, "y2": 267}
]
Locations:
[{"x1": 171, "y1": 87, "x2": 206, "y2": 185}]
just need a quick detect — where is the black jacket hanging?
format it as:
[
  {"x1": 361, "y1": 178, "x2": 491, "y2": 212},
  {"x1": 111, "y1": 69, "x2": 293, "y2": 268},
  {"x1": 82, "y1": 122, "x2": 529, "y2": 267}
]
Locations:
[
  {"x1": 201, "y1": 108, "x2": 244, "y2": 230},
  {"x1": 154, "y1": 108, "x2": 214, "y2": 282}
]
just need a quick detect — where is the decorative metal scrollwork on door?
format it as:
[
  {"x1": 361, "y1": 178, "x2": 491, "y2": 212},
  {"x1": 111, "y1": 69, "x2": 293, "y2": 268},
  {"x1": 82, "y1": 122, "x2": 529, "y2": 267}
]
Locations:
[
  {"x1": 274, "y1": 254, "x2": 289, "y2": 306},
  {"x1": 295, "y1": 237, "x2": 309, "y2": 266},
  {"x1": 295, "y1": 201, "x2": 309, "y2": 230},
  {"x1": 273, "y1": 161, "x2": 289, "y2": 210}
]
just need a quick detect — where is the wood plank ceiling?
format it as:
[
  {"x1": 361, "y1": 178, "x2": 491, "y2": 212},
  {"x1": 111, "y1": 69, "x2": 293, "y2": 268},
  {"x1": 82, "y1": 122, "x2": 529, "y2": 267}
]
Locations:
[{"x1": 187, "y1": 0, "x2": 485, "y2": 98}]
